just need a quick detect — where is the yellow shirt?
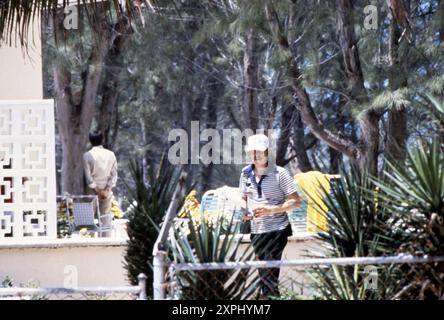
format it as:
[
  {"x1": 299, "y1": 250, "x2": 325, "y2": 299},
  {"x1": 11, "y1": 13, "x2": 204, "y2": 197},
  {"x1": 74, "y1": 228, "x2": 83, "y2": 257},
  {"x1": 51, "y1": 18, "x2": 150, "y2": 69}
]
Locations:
[{"x1": 294, "y1": 171, "x2": 333, "y2": 232}]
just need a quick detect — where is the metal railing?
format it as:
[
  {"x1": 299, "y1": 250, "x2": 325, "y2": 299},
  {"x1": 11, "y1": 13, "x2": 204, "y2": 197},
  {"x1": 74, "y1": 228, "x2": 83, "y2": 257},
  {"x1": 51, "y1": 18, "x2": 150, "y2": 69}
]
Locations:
[
  {"x1": 165, "y1": 255, "x2": 444, "y2": 300},
  {"x1": 171, "y1": 254, "x2": 444, "y2": 271},
  {"x1": 0, "y1": 273, "x2": 147, "y2": 300}
]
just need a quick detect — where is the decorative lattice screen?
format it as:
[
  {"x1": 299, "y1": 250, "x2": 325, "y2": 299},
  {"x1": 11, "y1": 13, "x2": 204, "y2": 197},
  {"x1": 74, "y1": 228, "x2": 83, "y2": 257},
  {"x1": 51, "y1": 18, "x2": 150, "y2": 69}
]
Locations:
[{"x1": 0, "y1": 100, "x2": 57, "y2": 240}]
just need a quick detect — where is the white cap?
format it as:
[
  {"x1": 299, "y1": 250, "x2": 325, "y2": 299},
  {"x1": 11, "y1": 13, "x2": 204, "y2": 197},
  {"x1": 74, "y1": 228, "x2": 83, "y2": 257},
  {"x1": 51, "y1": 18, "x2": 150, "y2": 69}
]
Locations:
[{"x1": 245, "y1": 134, "x2": 269, "y2": 153}]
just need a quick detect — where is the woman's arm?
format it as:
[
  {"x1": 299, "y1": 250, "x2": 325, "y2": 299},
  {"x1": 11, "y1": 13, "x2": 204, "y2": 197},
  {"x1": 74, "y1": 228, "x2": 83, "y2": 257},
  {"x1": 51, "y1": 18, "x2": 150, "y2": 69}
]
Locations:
[{"x1": 252, "y1": 192, "x2": 302, "y2": 217}]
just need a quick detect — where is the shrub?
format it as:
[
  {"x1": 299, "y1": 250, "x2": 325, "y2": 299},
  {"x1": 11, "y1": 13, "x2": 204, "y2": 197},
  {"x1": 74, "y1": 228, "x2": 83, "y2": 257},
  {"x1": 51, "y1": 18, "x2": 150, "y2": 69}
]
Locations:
[{"x1": 123, "y1": 155, "x2": 179, "y2": 297}]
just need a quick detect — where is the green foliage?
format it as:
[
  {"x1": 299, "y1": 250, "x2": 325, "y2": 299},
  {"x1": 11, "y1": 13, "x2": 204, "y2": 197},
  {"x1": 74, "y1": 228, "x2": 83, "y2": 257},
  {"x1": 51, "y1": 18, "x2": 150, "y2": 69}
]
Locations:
[
  {"x1": 169, "y1": 214, "x2": 261, "y2": 300},
  {"x1": 375, "y1": 139, "x2": 444, "y2": 215},
  {"x1": 273, "y1": 286, "x2": 310, "y2": 300},
  {"x1": 424, "y1": 75, "x2": 444, "y2": 96},
  {"x1": 321, "y1": 170, "x2": 393, "y2": 257},
  {"x1": 123, "y1": 155, "x2": 180, "y2": 297},
  {"x1": 307, "y1": 168, "x2": 399, "y2": 300},
  {"x1": 56, "y1": 196, "x2": 74, "y2": 238},
  {"x1": 311, "y1": 138, "x2": 444, "y2": 299},
  {"x1": 373, "y1": 138, "x2": 444, "y2": 299},
  {"x1": 359, "y1": 88, "x2": 412, "y2": 115},
  {"x1": 420, "y1": 94, "x2": 444, "y2": 128}
]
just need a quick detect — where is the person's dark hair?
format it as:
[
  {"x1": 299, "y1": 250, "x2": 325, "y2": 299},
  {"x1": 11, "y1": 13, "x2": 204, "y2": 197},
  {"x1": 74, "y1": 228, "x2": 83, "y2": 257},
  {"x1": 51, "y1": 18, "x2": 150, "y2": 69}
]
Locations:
[{"x1": 89, "y1": 132, "x2": 103, "y2": 146}]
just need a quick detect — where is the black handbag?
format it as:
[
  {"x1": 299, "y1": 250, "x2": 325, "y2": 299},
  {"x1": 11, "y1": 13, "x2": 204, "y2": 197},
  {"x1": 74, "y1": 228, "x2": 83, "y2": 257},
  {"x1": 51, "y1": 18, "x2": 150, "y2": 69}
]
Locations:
[{"x1": 240, "y1": 220, "x2": 251, "y2": 234}]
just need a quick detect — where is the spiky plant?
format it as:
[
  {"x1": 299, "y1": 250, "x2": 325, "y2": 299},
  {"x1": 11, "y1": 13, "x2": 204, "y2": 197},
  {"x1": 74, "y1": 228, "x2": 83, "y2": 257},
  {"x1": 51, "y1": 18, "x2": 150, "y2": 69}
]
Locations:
[
  {"x1": 169, "y1": 213, "x2": 261, "y2": 300},
  {"x1": 373, "y1": 138, "x2": 444, "y2": 299},
  {"x1": 123, "y1": 154, "x2": 179, "y2": 298},
  {"x1": 307, "y1": 168, "x2": 400, "y2": 300}
]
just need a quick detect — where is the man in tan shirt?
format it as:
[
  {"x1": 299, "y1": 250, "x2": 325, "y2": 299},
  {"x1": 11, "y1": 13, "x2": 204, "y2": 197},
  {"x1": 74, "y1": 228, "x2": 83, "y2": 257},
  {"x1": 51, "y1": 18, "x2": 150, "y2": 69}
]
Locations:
[{"x1": 83, "y1": 132, "x2": 117, "y2": 236}]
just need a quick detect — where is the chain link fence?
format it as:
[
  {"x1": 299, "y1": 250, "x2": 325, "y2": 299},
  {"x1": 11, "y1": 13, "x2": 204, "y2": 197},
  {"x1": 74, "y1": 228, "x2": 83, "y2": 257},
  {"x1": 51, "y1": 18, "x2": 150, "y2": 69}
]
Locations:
[{"x1": 161, "y1": 256, "x2": 444, "y2": 300}]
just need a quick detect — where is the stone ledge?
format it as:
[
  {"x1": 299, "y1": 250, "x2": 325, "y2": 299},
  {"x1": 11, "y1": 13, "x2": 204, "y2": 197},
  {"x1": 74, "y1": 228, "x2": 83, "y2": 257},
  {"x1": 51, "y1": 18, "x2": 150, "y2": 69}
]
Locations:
[
  {"x1": 0, "y1": 238, "x2": 127, "y2": 250},
  {"x1": 0, "y1": 232, "x2": 317, "y2": 249}
]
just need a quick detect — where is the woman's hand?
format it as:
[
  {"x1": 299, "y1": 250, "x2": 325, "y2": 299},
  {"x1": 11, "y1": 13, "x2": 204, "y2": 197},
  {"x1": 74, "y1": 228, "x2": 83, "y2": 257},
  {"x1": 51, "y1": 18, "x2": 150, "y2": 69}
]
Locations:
[
  {"x1": 252, "y1": 206, "x2": 274, "y2": 217},
  {"x1": 251, "y1": 193, "x2": 302, "y2": 218}
]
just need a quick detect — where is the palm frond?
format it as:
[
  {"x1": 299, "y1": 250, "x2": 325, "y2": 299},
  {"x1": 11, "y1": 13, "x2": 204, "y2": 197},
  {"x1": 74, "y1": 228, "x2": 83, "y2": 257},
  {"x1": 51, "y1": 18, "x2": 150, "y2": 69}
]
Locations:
[{"x1": 0, "y1": 0, "x2": 151, "y2": 47}]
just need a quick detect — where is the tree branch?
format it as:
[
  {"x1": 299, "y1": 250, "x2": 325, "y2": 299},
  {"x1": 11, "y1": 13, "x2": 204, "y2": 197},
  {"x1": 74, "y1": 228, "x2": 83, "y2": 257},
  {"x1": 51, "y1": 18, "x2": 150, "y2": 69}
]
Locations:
[{"x1": 264, "y1": 1, "x2": 358, "y2": 159}]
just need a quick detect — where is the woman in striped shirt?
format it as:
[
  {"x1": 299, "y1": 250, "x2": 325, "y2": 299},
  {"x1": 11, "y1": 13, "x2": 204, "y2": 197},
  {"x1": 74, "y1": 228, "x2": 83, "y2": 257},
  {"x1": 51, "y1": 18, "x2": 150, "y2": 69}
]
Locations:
[{"x1": 239, "y1": 134, "x2": 302, "y2": 299}]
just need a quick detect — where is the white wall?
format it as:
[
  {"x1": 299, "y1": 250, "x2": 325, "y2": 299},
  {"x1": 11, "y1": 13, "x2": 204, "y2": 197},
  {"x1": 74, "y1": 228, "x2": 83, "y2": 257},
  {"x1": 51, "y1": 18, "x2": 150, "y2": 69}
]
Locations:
[
  {"x1": 0, "y1": 236, "x2": 325, "y2": 293},
  {"x1": 0, "y1": 18, "x2": 43, "y2": 100},
  {"x1": 0, "y1": 239, "x2": 129, "y2": 288}
]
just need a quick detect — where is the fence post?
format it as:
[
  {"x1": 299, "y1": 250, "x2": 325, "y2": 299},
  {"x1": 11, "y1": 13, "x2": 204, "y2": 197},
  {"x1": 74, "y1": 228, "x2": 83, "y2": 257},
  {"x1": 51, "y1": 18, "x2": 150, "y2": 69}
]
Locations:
[
  {"x1": 153, "y1": 250, "x2": 167, "y2": 300},
  {"x1": 152, "y1": 172, "x2": 187, "y2": 300},
  {"x1": 137, "y1": 273, "x2": 147, "y2": 300}
]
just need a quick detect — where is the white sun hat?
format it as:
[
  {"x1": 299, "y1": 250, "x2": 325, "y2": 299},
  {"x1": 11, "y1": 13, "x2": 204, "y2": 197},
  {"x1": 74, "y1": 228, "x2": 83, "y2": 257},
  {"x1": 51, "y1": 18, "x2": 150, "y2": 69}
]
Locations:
[{"x1": 245, "y1": 134, "x2": 269, "y2": 153}]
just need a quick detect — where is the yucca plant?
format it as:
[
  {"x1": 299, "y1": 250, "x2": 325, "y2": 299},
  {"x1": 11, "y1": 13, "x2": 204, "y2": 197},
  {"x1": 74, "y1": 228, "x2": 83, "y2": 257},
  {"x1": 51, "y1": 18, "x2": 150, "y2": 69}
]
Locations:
[
  {"x1": 372, "y1": 138, "x2": 444, "y2": 299},
  {"x1": 307, "y1": 168, "x2": 400, "y2": 300},
  {"x1": 169, "y1": 212, "x2": 261, "y2": 300},
  {"x1": 124, "y1": 153, "x2": 180, "y2": 297}
]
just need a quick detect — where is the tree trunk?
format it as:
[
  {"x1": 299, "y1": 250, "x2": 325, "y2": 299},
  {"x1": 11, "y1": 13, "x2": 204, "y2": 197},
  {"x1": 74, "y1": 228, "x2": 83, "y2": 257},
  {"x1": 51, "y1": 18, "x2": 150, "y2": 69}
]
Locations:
[
  {"x1": 276, "y1": 104, "x2": 293, "y2": 166},
  {"x1": 97, "y1": 18, "x2": 132, "y2": 150},
  {"x1": 386, "y1": 108, "x2": 407, "y2": 161},
  {"x1": 336, "y1": 0, "x2": 367, "y2": 101},
  {"x1": 60, "y1": 133, "x2": 88, "y2": 195},
  {"x1": 241, "y1": 29, "x2": 259, "y2": 131},
  {"x1": 329, "y1": 147, "x2": 342, "y2": 173},
  {"x1": 329, "y1": 102, "x2": 347, "y2": 173},
  {"x1": 293, "y1": 110, "x2": 314, "y2": 172},
  {"x1": 386, "y1": 0, "x2": 412, "y2": 42},
  {"x1": 337, "y1": 0, "x2": 380, "y2": 174},
  {"x1": 198, "y1": 88, "x2": 219, "y2": 194},
  {"x1": 358, "y1": 111, "x2": 380, "y2": 174},
  {"x1": 386, "y1": 0, "x2": 410, "y2": 162},
  {"x1": 439, "y1": 0, "x2": 444, "y2": 43},
  {"x1": 180, "y1": 94, "x2": 196, "y2": 191},
  {"x1": 97, "y1": 81, "x2": 120, "y2": 150},
  {"x1": 264, "y1": 1, "x2": 360, "y2": 172},
  {"x1": 276, "y1": 102, "x2": 313, "y2": 172},
  {"x1": 52, "y1": 8, "x2": 115, "y2": 194},
  {"x1": 264, "y1": 0, "x2": 380, "y2": 174}
]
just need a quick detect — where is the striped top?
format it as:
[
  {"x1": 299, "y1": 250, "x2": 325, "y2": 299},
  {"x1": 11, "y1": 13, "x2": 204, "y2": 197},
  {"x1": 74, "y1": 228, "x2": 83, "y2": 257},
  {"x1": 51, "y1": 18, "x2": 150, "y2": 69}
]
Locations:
[{"x1": 239, "y1": 164, "x2": 299, "y2": 234}]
